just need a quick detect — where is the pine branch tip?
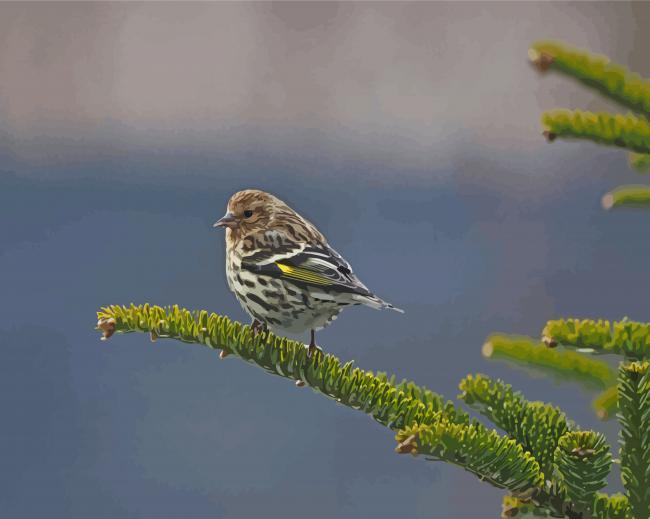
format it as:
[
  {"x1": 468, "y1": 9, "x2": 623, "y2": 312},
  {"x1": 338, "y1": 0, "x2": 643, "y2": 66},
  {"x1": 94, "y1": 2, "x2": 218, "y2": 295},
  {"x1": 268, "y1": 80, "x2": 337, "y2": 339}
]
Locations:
[
  {"x1": 97, "y1": 317, "x2": 116, "y2": 340},
  {"x1": 528, "y1": 47, "x2": 554, "y2": 72},
  {"x1": 542, "y1": 335, "x2": 558, "y2": 348},
  {"x1": 481, "y1": 341, "x2": 494, "y2": 358},
  {"x1": 542, "y1": 130, "x2": 557, "y2": 142},
  {"x1": 601, "y1": 193, "x2": 615, "y2": 210},
  {"x1": 395, "y1": 434, "x2": 418, "y2": 455}
]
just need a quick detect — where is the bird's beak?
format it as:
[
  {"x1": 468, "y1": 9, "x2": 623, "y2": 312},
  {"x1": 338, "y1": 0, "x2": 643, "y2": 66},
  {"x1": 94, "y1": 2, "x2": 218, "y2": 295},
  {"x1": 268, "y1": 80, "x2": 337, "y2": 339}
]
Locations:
[{"x1": 213, "y1": 212, "x2": 238, "y2": 229}]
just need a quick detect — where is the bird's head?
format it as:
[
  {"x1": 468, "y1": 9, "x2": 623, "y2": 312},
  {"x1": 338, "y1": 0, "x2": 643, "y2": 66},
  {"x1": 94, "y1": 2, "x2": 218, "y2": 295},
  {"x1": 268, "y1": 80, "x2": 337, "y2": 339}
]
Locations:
[{"x1": 213, "y1": 189, "x2": 281, "y2": 238}]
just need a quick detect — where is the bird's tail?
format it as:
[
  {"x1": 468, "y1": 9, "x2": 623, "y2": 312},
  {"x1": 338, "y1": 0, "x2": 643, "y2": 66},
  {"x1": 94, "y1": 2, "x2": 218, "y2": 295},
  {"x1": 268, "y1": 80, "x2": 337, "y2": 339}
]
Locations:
[{"x1": 353, "y1": 293, "x2": 404, "y2": 313}]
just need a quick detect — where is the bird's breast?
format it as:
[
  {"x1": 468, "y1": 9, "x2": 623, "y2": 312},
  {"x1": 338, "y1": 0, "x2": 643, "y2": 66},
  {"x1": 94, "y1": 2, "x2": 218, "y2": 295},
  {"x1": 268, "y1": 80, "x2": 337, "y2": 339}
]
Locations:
[{"x1": 225, "y1": 249, "x2": 242, "y2": 293}]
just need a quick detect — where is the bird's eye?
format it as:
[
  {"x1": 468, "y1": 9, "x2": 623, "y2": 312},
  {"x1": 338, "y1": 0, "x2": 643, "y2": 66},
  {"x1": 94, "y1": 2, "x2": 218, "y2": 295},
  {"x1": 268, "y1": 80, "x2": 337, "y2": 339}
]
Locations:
[{"x1": 243, "y1": 210, "x2": 253, "y2": 218}]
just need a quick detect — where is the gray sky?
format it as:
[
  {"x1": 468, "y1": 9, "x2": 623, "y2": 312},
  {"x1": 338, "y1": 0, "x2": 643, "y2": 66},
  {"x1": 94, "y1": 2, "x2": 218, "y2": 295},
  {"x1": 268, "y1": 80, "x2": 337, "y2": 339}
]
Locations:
[{"x1": 1, "y1": 2, "x2": 648, "y2": 181}]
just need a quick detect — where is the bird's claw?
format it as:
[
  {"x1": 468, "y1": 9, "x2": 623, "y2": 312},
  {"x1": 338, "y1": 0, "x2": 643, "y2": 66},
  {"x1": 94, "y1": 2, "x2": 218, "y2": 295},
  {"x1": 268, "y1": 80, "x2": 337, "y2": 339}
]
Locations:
[{"x1": 306, "y1": 343, "x2": 322, "y2": 360}]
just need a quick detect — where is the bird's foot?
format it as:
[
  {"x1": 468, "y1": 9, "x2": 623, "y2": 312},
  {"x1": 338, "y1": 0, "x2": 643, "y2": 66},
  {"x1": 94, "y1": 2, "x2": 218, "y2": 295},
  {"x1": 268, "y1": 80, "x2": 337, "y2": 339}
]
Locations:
[
  {"x1": 307, "y1": 343, "x2": 317, "y2": 360},
  {"x1": 307, "y1": 329, "x2": 322, "y2": 360}
]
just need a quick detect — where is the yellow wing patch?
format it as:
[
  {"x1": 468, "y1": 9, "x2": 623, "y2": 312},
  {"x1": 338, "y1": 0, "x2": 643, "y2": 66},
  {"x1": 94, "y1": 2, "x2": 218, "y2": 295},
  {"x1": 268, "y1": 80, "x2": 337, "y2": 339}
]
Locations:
[{"x1": 275, "y1": 262, "x2": 332, "y2": 285}]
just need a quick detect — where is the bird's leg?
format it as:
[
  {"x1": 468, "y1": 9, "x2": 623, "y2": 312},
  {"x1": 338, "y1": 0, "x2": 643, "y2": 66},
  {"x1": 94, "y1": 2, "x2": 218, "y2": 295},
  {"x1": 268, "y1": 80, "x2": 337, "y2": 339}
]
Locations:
[
  {"x1": 307, "y1": 329, "x2": 318, "y2": 359},
  {"x1": 251, "y1": 319, "x2": 267, "y2": 337}
]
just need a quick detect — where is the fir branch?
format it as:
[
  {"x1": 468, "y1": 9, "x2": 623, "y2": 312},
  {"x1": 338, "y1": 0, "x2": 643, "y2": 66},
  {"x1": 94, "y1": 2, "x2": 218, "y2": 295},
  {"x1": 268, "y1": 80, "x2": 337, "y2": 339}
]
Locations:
[
  {"x1": 591, "y1": 493, "x2": 632, "y2": 519},
  {"x1": 629, "y1": 153, "x2": 650, "y2": 173},
  {"x1": 502, "y1": 493, "x2": 631, "y2": 519},
  {"x1": 459, "y1": 374, "x2": 572, "y2": 479},
  {"x1": 529, "y1": 41, "x2": 650, "y2": 117},
  {"x1": 602, "y1": 185, "x2": 650, "y2": 211},
  {"x1": 541, "y1": 110, "x2": 650, "y2": 155},
  {"x1": 542, "y1": 318, "x2": 650, "y2": 359},
  {"x1": 617, "y1": 361, "x2": 650, "y2": 519},
  {"x1": 98, "y1": 305, "x2": 623, "y2": 514},
  {"x1": 96, "y1": 304, "x2": 467, "y2": 431},
  {"x1": 395, "y1": 423, "x2": 544, "y2": 493},
  {"x1": 553, "y1": 431, "x2": 612, "y2": 511},
  {"x1": 97, "y1": 304, "x2": 549, "y2": 496},
  {"x1": 482, "y1": 334, "x2": 616, "y2": 390}
]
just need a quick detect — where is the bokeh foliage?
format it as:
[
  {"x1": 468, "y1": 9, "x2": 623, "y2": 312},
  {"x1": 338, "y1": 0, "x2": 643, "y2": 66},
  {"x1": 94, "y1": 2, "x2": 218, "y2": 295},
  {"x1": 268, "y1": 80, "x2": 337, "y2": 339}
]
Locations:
[{"x1": 530, "y1": 40, "x2": 650, "y2": 209}]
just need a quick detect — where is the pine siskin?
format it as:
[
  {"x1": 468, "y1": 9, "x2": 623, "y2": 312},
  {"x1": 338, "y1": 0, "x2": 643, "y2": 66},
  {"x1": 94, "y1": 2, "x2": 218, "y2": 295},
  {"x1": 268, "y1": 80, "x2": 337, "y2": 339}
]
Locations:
[{"x1": 213, "y1": 189, "x2": 403, "y2": 356}]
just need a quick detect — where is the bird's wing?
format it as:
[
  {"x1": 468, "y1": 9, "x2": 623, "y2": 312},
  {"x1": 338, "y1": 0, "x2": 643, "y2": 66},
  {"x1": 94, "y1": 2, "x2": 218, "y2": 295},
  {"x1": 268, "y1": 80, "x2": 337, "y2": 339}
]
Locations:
[{"x1": 241, "y1": 237, "x2": 372, "y2": 296}]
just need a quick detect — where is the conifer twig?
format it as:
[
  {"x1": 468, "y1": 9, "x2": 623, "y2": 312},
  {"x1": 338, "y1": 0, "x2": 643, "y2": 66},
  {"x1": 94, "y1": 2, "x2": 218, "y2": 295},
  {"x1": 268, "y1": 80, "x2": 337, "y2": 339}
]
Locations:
[
  {"x1": 617, "y1": 362, "x2": 650, "y2": 518},
  {"x1": 542, "y1": 318, "x2": 650, "y2": 359},
  {"x1": 529, "y1": 41, "x2": 650, "y2": 117},
  {"x1": 601, "y1": 185, "x2": 650, "y2": 210},
  {"x1": 483, "y1": 334, "x2": 616, "y2": 389},
  {"x1": 459, "y1": 374, "x2": 572, "y2": 478},
  {"x1": 541, "y1": 110, "x2": 650, "y2": 155}
]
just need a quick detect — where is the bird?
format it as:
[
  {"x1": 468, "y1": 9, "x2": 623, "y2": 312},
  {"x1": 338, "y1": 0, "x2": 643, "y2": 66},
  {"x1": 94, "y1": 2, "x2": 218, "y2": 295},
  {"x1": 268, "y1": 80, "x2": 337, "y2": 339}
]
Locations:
[{"x1": 213, "y1": 189, "x2": 403, "y2": 357}]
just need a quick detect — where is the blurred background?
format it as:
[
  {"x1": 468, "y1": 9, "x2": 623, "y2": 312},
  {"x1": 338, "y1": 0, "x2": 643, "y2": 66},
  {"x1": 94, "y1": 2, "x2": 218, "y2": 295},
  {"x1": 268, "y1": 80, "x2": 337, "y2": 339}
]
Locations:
[{"x1": 1, "y1": 2, "x2": 649, "y2": 518}]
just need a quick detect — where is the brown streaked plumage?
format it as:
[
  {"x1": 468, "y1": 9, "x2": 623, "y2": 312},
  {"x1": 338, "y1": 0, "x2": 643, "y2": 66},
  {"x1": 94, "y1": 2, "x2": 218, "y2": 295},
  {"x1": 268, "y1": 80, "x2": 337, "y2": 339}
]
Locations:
[{"x1": 214, "y1": 189, "x2": 402, "y2": 356}]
